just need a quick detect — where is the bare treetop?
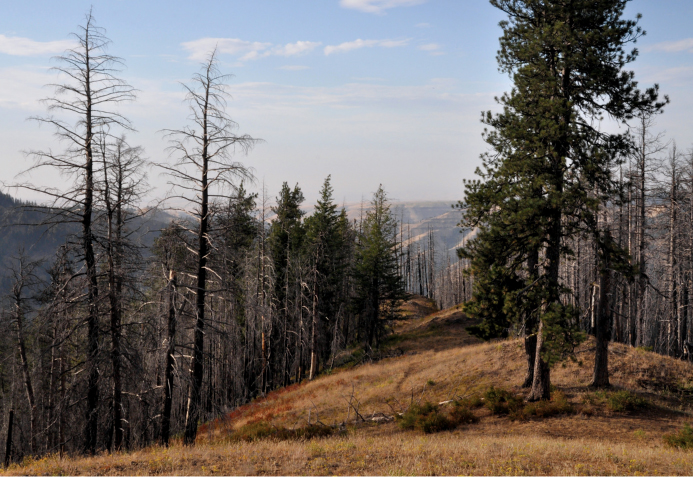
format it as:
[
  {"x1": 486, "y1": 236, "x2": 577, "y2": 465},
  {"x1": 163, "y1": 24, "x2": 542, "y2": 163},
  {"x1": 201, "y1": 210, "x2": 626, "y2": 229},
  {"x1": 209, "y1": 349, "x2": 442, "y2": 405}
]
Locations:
[
  {"x1": 45, "y1": 10, "x2": 136, "y2": 131},
  {"x1": 160, "y1": 49, "x2": 260, "y2": 211},
  {"x1": 16, "y1": 10, "x2": 136, "y2": 214}
]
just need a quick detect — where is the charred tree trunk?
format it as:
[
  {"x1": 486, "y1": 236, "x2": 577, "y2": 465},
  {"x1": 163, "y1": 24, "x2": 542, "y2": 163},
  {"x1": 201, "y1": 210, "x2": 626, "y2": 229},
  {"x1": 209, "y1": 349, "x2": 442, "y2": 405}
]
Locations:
[
  {"x1": 4, "y1": 409, "x2": 14, "y2": 467},
  {"x1": 591, "y1": 241, "x2": 612, "y2": 388},
  {"x1": 668, "y1": 148, "x2": 678, "y2": 356},
  {"x1": 161, "y1": 271, "x2": 177, "y2": 446},
  {"x1": 184, "y1": 83, "x2": 210, "y2": 445},
  {"x1": 309, "y1": 263, "x2": 319, "y2": 380},
  {"x1": 14, "y1": 299, "x2": 37, "y2": 454}
]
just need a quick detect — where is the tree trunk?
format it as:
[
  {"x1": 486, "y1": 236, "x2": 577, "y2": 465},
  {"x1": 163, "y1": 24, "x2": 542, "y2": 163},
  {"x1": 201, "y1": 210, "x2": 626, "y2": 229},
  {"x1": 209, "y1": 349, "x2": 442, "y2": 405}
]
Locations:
[
  {"x1": 309, "y1": 265, "x2": 319, "y2": 380},
  {"x1": 527, "y1": 202, "x2": 561, "y2": 402},
  {"x1": 108, "y1": 229, "x2": 123, "y2": 451},
  {"x1": 668, "y1": 150, "x2": 678, "y2": 356},
  {"x1": 522, "y1": 249, "x2": 539, "y2": 388},
  {"x1": 161, "y1": 271, "x2": 177, "y2": 446},
  {"x1": 59, "y1": 353, "x2": 66, "y2": 459},
  {"x1": 83, "y1": 26, "x2": 101, "y2": 455},
  {"x1": 526, "y1": 318, "x2": 551, "y2": 401},
  {"x1": 184, "y1": 84, "x2": 210, "y2": 445},
  {"x1": 591, "y1": 255, "x2": 611, "y2": 387},
  {"x1": 636, "y1": 117, "x2": 647, "y2": 347},
  {"x1": 4, "y1": 409, "x2": 14, "y2": 467},
  {"x1": 14, "y1": 301, "x2": 37, "y2": 454},
  {"x1": 521, "y1": 334, "x2": 537, "y2": 388}
]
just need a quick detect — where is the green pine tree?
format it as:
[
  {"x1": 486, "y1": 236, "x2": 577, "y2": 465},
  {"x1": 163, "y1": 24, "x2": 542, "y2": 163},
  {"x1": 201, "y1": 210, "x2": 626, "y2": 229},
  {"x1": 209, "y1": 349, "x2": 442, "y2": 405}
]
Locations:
[
  {"x1": 461, "y1": 0, "x2": 667, "y2": 400},
  {"x1": 304, "y1": 176, "x2": 349, "y2": 364},
  {"x1": 268, "y1": 182, "x2": 306, "y2": 311},
  {"x1": 353, "y1": 185, "x2": 406, "y2": 350}
]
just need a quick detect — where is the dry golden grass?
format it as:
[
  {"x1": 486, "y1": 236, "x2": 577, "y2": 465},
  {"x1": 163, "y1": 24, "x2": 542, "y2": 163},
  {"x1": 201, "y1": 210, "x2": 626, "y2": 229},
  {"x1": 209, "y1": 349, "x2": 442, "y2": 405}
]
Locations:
[
  {"x1": 6, "y1": 296, "x2": 693, "y2": 475},
  {"x1": 7, "y1": 425, "x2": 693, "y2": 475}
]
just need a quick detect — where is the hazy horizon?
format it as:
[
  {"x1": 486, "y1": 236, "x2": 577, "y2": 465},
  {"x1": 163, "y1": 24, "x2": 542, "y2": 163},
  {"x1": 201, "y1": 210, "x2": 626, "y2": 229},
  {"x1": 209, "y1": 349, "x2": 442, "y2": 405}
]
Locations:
[{"x1": 1, "y1": 0, "x2": 692, "y2": 205}]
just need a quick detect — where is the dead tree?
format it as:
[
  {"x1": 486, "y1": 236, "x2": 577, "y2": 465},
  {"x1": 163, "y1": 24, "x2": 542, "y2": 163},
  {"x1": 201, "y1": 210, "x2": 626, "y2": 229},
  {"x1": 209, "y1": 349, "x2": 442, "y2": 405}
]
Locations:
[
  {"x1": 631, "y1": 114, "x2": 667, "y2": 347},
  {"x1": 667, "y1": 144, "x2": 680, "y2": 356},
  {"x1": 159, "y1": 49, "x2": 258, "y2": 445},
  {"x1": 6, "y1": 253, "x2": 43, "y2": 454},
  {"x1": 95, "y1": 133, "x2": 147, "y2": 450},
  {"x1": 20, "y1": 10, "x2": 135, "y2": 454}
]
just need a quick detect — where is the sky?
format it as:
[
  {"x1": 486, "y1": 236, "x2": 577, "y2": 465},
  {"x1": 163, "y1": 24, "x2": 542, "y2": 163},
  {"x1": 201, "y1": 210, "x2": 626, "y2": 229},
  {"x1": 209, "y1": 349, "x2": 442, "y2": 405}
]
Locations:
[{"x1": 1, "y1": 0, "x2": 692, "y2": 207}]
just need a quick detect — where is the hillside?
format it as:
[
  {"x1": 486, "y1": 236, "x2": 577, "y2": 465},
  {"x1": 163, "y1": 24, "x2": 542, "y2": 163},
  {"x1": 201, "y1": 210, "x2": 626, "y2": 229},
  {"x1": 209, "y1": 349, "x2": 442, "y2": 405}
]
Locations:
[
  {"x1": 0, "y1": 191, "x2": 176, "y2": 292},
  {"x1": 6, "y1": 297, "x2": 693, "y2": 475},
  {"x1": 339, "y1": 200, "x2": 472, "y2": 261}
]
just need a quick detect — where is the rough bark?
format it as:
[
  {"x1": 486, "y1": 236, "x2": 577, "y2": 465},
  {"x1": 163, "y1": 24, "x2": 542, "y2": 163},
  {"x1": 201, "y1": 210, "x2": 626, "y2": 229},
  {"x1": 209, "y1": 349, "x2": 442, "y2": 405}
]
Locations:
[
  {"x1": 184, "y1": 161, "x2": 208, "y2": 444},
  {"x1": 591, "y1": 258, "x2": 611, "y2": 387},
  {"x1": 522, "y1": 334, "x2": 537, "y2": 388},
  {"x1": 522, "y1": 248, "x2": 539, "y2": 388},
  {"x1": 4, "y1": 409, "x2": 14, "y2": 467},
  {"x1": 527, "y1": 318, "x2": 551, "y2": 401},
  {"x1": 309, "y1": 264, "x2": 319, "y2": 380}
]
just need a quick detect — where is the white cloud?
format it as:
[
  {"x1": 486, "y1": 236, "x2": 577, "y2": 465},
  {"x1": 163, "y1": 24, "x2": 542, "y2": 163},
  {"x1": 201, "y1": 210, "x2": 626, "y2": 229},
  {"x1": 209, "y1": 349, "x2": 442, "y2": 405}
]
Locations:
[
  {"x1": 278, "y1": 65, "x2": 310, "y2": 71},
  {"x1": 0, "y1": 66, "x2": 51, "y2": 110},
  {"x1": 339, "y1": 0, "x2": 427, "y2": 14},
  {"x1": 418, "y1": 43, "x2": 440, "y2": 51},
  {"x1": 272, "y1": 41, "x2": 321, "y2": 57},
  {"x1": 379, "y1": 39, "x2": 410, "y2": 48},
  {"x1": 324, "y1": 38, "x2": 410, "y2": 55},
  {"x1": 182, "y1": 38, "x2": 320, "y2": 61},
  {"x1": 182, "y1": 38, "x2": 271, "y2": 61},
  {"x1": 325, "y1": 39, "x2": 379, "y2": 55},
  {"x1": 415, "y1": 22, "x2": 431, "y2": 28},
  {"x1": 418, "y1": 43, "x2": 445, "y2": 56},
  {"x1": 647, "y1": 38, "x2": 693, "y2": 53},
  {"x1": 352, "y1": 77, "x2": 387, "y2": 82},
  {"x1": 0, "y1": 34, "x2": 76, "y2": 56}
]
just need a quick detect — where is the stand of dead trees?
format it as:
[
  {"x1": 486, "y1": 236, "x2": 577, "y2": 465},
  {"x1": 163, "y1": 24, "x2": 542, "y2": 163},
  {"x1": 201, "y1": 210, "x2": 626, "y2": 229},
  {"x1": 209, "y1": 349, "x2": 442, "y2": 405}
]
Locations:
[
  {"x1": 0, "y1": 179, "x2": 408, "y2": 460},
  {"x1": 2, "y1": 3, "x2": 693, "y2": 466},
  {"x1": 0, "y1": 13, "x2": 407, "y2": 461}
]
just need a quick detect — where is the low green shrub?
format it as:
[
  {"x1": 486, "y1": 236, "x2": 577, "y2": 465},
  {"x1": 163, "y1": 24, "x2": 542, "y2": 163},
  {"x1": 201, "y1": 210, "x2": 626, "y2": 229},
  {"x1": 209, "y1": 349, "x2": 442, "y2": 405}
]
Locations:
[
  {"x1": 397, "y1": 400, "x2": 480, "y2": 433},
  {"x1": 605, "y1": 390, "x2": 648, "y2": 413},
  {"x1": 450, "y1": 401, "x2": 480, "y2": 425},
  {"x1": 397, "y1": 402, "x2": 457, "y2": 433},
  {"x1": 462, "y1": 395, "x2": 484, "y2": 409},
  {"x1": 520, "y1": 390, "x2": 574, "y2": 420},
  {"x1": 664, "y1": 424, "x2": 693, "y2": 449},
  {"x1": 581, "y1": 389, "x2": 649, "y2": 414},
  {"x1": 483, "y1": 387, "x2": 523, "y2": 416}
]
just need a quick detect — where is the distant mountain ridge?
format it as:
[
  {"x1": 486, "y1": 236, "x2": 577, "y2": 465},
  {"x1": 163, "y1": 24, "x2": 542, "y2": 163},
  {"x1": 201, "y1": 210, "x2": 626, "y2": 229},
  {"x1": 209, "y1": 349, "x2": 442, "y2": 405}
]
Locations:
[
  {"x1": 340, "y1": 200, "x2": 472, "y2": 263},
  {"x1": 0, "y1": 194, "x2": 470, "y2": 293},
  {"x1": 0, "y1": 190, "x2": 176, "y2": 292}
]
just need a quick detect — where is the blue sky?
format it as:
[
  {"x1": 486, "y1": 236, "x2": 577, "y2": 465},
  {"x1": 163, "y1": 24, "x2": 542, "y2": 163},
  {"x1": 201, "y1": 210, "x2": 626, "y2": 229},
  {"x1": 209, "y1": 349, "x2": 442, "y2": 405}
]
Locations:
[{"x1": 1, "y1": 0, "x2": 692, "y2": 206}]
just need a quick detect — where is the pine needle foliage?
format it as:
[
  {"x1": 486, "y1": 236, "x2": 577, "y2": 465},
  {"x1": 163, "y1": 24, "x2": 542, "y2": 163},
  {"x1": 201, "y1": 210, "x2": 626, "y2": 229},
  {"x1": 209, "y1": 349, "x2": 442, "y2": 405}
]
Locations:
[{"x1": 459, "y1": 0, "x2": 667, "y2": 398}]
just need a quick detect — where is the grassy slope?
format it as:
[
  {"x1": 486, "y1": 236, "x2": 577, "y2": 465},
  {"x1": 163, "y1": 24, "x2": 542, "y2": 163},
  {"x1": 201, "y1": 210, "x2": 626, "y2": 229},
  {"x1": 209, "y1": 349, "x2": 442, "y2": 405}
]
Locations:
[{"x1": 6, "y1": 296, "x2": 693, "y2": 475}]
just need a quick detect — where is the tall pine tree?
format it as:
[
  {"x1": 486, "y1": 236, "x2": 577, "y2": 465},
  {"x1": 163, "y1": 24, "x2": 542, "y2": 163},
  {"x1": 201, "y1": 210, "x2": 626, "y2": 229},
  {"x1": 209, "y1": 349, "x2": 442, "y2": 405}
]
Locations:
[
  {"x1": 304, "y1": 176, "x2": 348, "y2": 375},
  {"x1": 353, "y1": 185, "x2": 405, "y2": 350},
  {"x1": 461, "y1": 0, "x2": 666, "y2": 400}
]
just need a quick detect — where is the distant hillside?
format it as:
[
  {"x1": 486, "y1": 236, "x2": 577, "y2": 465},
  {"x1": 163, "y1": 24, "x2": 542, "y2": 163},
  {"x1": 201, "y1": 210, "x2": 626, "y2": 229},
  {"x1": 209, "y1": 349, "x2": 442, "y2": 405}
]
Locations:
[
  {"x1": 340, "y1": 200, "x2": 472, "y2": 262},
  {"x1": 0, "y1": 195, "x2": 469, "y2": 292},
  {"x1": 0, "y1": 191, "x2": 175, "y2": 292}
]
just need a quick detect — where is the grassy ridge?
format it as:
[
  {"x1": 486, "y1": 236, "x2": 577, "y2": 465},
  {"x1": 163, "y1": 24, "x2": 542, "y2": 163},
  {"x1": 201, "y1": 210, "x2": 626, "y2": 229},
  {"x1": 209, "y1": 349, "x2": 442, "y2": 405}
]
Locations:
[{"x1": 5, "y1": 296, "x2": 693, "y2": 475}]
